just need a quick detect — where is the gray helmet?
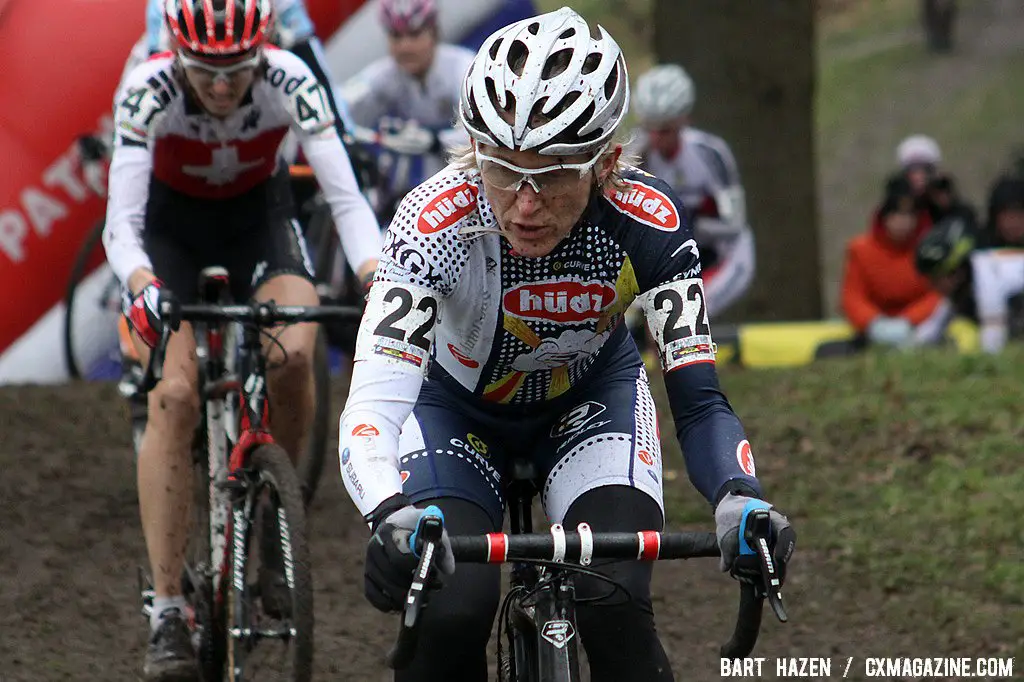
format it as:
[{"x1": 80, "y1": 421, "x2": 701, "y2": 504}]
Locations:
[{"x1": 633, "y1": 63, "x2": 695, "y2": 124}]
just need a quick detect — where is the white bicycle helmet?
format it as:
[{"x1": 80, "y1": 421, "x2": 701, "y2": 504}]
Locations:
[
  {"x1": 897, "y1": 134, "x2": 942, "y2": 167},
  {"x1": 633, "y1": 64, "x2": 695, "y2": 124},
  {"x1": 458, "y1": 6, "x2": 629, "y2": 156}
]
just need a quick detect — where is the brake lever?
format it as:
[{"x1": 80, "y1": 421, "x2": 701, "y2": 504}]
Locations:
[
  {"x1": 137, "y1": 295, "x2": 181, "y2": 393},
  {"x1": 386, "y1": 505, "x2": 445, "y2": 670},
  {"x1": 741, "y1": 508, "x2": 788, "y2": 623}
]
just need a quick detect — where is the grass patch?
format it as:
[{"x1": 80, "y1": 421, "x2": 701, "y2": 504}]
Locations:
[
  {"x1": 652, "y1": 346, "x2": 1024, "y2": 645},
  {"x1": 926, "y1": 51, "x2": 1024, "y2": 194},
  {"x1": 816, "y1": 42, "x2": 924, "y2": 157},
  {"x1": 818, "y1": 0, "x2": 919, "y2": 49}
]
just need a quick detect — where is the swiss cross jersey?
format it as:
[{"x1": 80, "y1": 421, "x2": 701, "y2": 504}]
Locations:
[
  {"x1": 629, "y1": 126, "x2": 749, "y2": 268},
  {"x1": 338, "y1": 165, "x2": 762, "y2": 517},
  {"x1": 103, "y1": 50, "x2": 381, "y2": 286}
]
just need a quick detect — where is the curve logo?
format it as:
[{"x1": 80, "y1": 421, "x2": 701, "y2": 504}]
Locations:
[
  {"x1": 447, "y1": 343, "x2": 480, "y2": 368},
  {"x1": 605, "y1": 179, "x2": 681, "y2": 231},
  {"x1": 400, "y1": 470, "x2": 411, "y2": 484},
  {"x1": 504, "y1": 280, "x2": 617, "y2": 323},
  {"x1": 736, "y1": 440, "x2": 756, "y2": 476},
  {"x1": 637, "y1": 449, "x2": 654, "y2": 466},
  {"x1": 466, "y1": 433, "x2": 488, "y2": 455},
  {"x1": 352, "y1": 424, "x2": 380, "y2": 438},
  {"x1": 417, "y1": 182, "x2": 479, "y2": 233}
]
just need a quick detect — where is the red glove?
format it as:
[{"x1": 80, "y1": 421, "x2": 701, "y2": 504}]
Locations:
[{"x1": 122, "y1": 280, "x2": 168, "y2": 348}]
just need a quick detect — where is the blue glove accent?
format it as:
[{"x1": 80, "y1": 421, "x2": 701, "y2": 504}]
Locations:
[
  {"x1": 408, "y1": 504, "x2": 445, "y2": 558},
  {"x1": 737, "y1": 499, "x2": 772, "y2": 555}
]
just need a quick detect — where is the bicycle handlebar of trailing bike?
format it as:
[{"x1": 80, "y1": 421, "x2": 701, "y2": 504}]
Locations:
[
  {"x1": 386, "y1": 506, "x2": 789, "y2": 669},
  {"x1": 137, "y1": 298, "x2": 364, "y2": 393}
]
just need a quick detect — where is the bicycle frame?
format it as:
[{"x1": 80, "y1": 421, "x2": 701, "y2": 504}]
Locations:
[
  {"x1": 504, "y1": 478, "x2": 581, "y2": 682},
  {"x1": 194, "y1": 274, "x2": 276, "y2": 605},
  {"x1": 192, "y1": 274, "x2": 308, "y2": 679}
]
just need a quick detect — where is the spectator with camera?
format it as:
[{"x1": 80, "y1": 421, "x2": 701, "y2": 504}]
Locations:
[
  {"x1": 893, "y1": 134, "x2": 976, "y2": 225},
  {"x1": 915, "y1": 213, "x2": 979, "y2": 324}
]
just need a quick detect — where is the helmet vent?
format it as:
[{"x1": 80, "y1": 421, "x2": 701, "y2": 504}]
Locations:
[
  {"x1": 542, "y1": 49, "x2": 573, "y2": 79},
  {"x1": 507, "y1": 40, "x2": 528, "y2": 77}
]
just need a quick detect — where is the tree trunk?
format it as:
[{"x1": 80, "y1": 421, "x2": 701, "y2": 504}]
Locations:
[{"x1": 653, "y1": 1, "x2": 822, "y2": 320}]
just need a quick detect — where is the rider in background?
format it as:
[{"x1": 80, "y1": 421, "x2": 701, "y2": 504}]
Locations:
[
  {"x1": 628, "y1": 63, "x2": 755, "y2": 319},
  {"x1": 104, "y1": 1, "x2": 381, "y2": 678},
  {"x1": 339, "y1": 8, "x2": 795, "y2": 680},
  {"x1": 143, "y1": 0, "x2": 355, "y2": 136},
  {"x1": 340, "y1": 0, "x2": 473, "y2": 209}
]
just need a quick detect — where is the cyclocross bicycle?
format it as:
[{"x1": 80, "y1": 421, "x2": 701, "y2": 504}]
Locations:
[
  {"x1": 136, "y1": 266, "x2": 362, "y2": 681},
  {"x1": 386, "y1": 461, "x2": 788, "y2": 680},
  {"x1": 64, "y1": 162, "x2": 339, "y2": 507}
]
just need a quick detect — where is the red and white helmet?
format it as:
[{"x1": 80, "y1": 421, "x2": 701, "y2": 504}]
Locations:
[
  {"x1": 379, "y1": 0, "x2": 438, "y2": 34},
  {"x1": 164, "y1": 0, "x2": 273, "y2": 59},
  {"x1": 459, "y1": 7, "x2": 629, "y2": 156}
]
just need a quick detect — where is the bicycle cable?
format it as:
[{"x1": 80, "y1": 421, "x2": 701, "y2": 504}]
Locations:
[{"x1": 514, "y1": 558, "x2": 632, "y2": 606}]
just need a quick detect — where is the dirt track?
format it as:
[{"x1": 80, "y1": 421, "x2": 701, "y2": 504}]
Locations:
[{"x1": 0, "y1": 378, "x2": 973, "y2": 682}]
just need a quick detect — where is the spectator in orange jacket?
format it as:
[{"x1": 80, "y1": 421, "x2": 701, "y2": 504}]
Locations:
[{"x1": 842, "y1": 176, "x2": 946, "y2": 347}]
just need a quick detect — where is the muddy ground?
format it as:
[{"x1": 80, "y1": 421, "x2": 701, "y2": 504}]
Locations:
[{"x1": 0, "y1": 378, "x2": 976, "y2": 682}]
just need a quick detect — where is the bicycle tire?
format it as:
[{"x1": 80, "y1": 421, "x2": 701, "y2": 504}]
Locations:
[
  {"x1": 63, "y1": 218, "x2": 106, "y2": 379},
  {"x1": 227, "y1": 443, "x2": 314, "y2": 682},
  {"x1": 297, "y1": 327, "x2": 330, "y2": 508},
  {"x1": 187, "y1": 449, "x2": 226, "y2": 682}
]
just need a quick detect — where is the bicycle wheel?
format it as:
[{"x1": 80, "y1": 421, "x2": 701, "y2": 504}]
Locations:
[
  {"x1": 297, "y1": 327, "x2": 329, "y2": 508},
  {"x1": 63, "y1": 218, "x2": 111, "y2": 378},
  {"x1": 186, "y1": 446, "x2": 227, "y2": 682},
  {"x1": 226, "y1": 443, "x2": 314, "y2": 682}
]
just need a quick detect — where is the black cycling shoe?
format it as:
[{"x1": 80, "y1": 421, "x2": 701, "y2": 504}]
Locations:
[
  {"x1": 143, "y1": 608, "x2": 198, "y2": 682},
  {"x1": 259, "y1": 504, "x2": 292, "y2": 620}
]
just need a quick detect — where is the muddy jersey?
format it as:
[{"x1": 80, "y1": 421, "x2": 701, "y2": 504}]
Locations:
[
  {"x1": 339, "y1": 166, "x2": 762, "y2": 517},
  {"x1": 103, "y1": 49, "x2": 381, "y2": 286}
]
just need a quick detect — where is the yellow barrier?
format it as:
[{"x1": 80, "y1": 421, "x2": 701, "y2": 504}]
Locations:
[{"x1": 711, "y1": 318, "x2": 981, "y2": 369}]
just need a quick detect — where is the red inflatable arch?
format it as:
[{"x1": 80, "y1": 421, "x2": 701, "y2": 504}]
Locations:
[{"x1": 0, "y1": 0, "x2": 367, "y2": 355}]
